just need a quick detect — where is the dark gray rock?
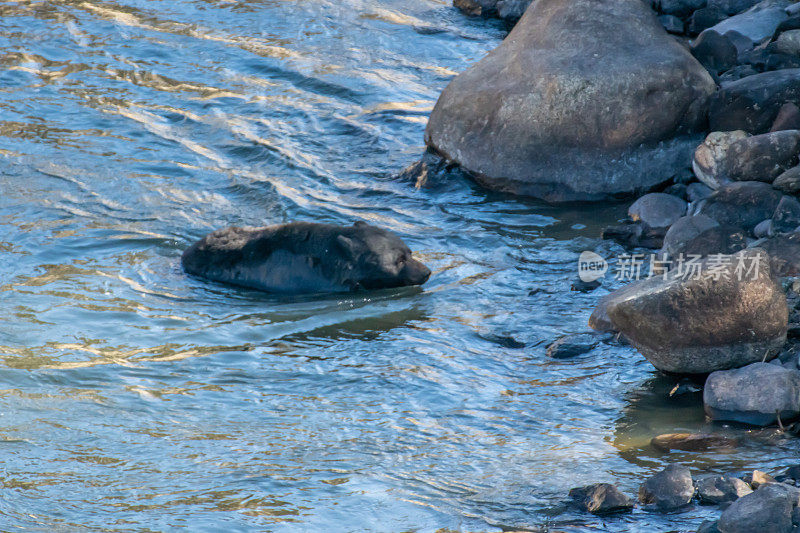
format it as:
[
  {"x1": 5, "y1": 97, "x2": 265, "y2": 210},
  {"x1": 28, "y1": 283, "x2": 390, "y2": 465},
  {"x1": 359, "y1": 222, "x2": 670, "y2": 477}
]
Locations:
[
  {"x1": 658, "y1": 0, "x2": 708, "y2": 16},
  {"x1": 660, "y1": 214, "x2": 720, "y2": 257},
  {"x1": 602, "y1": 221, "x2": 664, "y2": 249},
  {"x1": 705, "y1": 362, "x2": 800, "y2": 425},
  {"x1": 569, "y1": 483, "x2": 634, "y2": 515},
  {"x1": 773, "y1": 14, "x2": 800, "y2": 40},
  {"x1": 605, "y1": 249, "x2": 788, "y2": 373},
  {"x1": 571, "y1": 277, "x2": 601, "y2": 292},
  {"x1": 628, "y1": 193, "x2": 688, "y2": 233},
  {"x1": 752, "y1": 232, "x2": 800, "y2": 276},
  {"x1": 725, "y1": 130, "x2": 800, "y2": 183},
  {"x1": 688, "y1": 182, "x2": 714, "y2": 202},
  {"x1": 708, "y1": 0, "x2": 762, "y2": 15},
  {"x1": 691, "y1": 29, "x2": 740, "y2": 73},
  {"x1": 425, "y1": 0, "x2": 716, "y2": 202},
  {"x1": 666, "y1": 224, "x2": 747, "y2": 259},
  {"x1": 717, "y1": 483, "x2": 796, "y2": 533},
  {"x1": 774, "y1": 28, "x2": 800, "y2": 55},
  {"x1": 697, "y1": 181, "x2": 784, "y2": 231},
  {"x1": 772, "y1": 195, "x2": 800, "y2": 233},
  {"x1": 704, "y1": 0, "x2": 790, "y2": 50},
  {"x1": 710, "y1": 69, "x2": 800, "y2": 134},
  {"x1": 661, "y1": 14, "x2": 686, "y2": 34},
  {"x1": 718, "y1": 64, "x2": 759, "y2": 83},
  {"x1": 691, "y1": 6, "x2": 730, "y2": 34},
  {"x1": 754, "y1": 218, "x2": 774, "y2": 238},
  {"x1": 665, "y1": 182, "x2": 689, "y2": 200},
  {"x1": 693, "y1": 131, "x2": 751, "y2": 189},
  {"x1": 639, "y1": 464, "x2": 694, "y2": 510},
  {"x1": 496, "y1": 0, "x2": 531, "y2": 20},
  {"x1": 546, "y1": 333, "x2": 599, "y2": 359},
  {"x1": 771, "y1": 103, "x2": 800, "y2": 132},
  {"x1": 696, "y1": 475, "x2": 753, "y2": 504},
  {"x1": 773, "y1": 165, "x2": 800, "y2": 193}
]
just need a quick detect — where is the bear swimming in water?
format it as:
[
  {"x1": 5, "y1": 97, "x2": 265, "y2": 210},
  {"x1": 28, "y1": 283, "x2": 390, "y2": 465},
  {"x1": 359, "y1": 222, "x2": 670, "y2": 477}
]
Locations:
[{"x1": 182, "y1": 221, "x2": 431, "y2": 294}]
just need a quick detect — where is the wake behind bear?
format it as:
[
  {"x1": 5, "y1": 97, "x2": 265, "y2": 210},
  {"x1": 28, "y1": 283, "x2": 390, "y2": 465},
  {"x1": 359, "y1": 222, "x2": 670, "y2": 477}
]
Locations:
[{"x1": 182, "y1": 221, "x2": 431, "y2": 294}]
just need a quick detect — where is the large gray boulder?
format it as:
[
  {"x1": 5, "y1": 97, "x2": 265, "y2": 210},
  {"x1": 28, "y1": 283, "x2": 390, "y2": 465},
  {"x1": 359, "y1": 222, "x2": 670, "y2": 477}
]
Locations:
[
  {"x1": 425, "y1": 0, "x2": 716, "y2": 202},
  {"x1": 604, "y1": 249, "x2": 788, "y2": 373},
  {"x1": 704, "y1": 362, "x2": 800, "y2": 425}
]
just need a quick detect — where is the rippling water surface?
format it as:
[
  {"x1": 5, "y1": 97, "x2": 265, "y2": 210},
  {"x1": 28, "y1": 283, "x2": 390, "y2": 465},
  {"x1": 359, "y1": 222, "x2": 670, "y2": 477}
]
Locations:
[{"x1": 2, "y1": 1, "x2": 799, "y2": 531}]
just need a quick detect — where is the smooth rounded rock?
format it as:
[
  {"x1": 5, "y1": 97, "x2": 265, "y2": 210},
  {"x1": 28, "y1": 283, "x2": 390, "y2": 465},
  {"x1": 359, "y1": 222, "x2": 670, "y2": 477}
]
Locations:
[
  {"x1": 705, "y1": 362, "x2": 800, "y2": 425},
  {"x1": 425, "y1": 0, "x2": 716, "y2": 202},
  {"x1": 628, "y1": 193, "x2": 688, "y2": 232}
]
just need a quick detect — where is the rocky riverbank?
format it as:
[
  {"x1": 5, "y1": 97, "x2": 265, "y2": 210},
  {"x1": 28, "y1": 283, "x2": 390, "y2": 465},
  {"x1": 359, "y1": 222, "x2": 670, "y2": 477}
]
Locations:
[{"x1": 409, "y1": 0, "x2": 800, "y2": 530}]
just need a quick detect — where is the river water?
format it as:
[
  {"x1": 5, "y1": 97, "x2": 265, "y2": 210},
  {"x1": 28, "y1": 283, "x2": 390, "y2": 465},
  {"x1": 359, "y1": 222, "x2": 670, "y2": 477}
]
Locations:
[{"x1": 1, "y1": 1, "x2": 798, "y2": 531}]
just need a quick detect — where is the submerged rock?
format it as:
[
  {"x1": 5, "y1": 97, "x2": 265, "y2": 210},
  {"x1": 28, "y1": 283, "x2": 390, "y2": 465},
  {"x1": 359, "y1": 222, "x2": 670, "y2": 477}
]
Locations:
[
  {"x1": 568, "y1": 483, "x2": 634, "y2": 515},
  {"x1": 605, "y1": 249, "x2": 787, "y2": 374},
  {"x1": 697, "y1": 181, "x2": 783, "y2": 231},
  {"x1": 546, "y1": 333, "x2": 600, "y2": 359},
  {"x1": 710, "y1": 69, "x2": 800, "y2": 134},
  {"x1": 651, "y1": 432, "x2": 738, "y2": 452},
  {"x1": 639, "y1": 464, "x2": 694, "y2": 510},
  {"x1": 696, "y1": 475, "x2": 753, "y2": 504},
  {"x1": 717, "y1": 483, "x2": 797, "y2": 533},
  {"x1": 704, "y1": 362, "x2": 800, "y2": 425},
  {"x1": 425, "y1": 0, "x2": 715, "y2": 202}
]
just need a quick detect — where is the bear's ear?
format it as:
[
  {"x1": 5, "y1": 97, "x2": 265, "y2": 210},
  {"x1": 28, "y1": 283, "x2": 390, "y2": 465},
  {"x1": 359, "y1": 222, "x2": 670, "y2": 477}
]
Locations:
[{"x1": 336, "y1": 235, "x2": 358, "y2": 258}]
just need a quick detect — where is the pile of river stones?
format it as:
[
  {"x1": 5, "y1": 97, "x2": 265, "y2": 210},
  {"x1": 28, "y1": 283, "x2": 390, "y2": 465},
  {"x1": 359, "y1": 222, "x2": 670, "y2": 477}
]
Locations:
[{"x1": 406, "y1": 0, "x2": 800, "y2": 530}]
